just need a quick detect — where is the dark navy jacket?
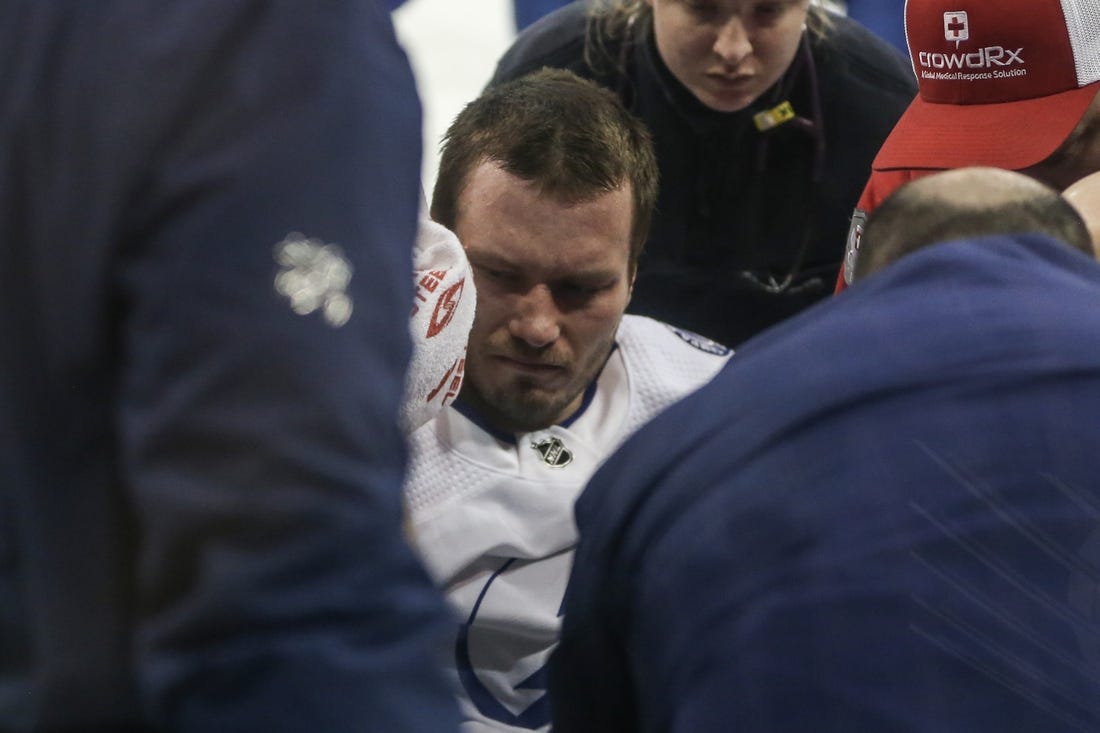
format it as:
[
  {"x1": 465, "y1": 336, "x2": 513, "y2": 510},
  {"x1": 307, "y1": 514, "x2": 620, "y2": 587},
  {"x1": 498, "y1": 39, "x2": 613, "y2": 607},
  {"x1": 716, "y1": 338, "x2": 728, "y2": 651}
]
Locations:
[
  {"x1": 491, "y1": 3, "x2": 916, "y2": 347},
  {"x1": 553, "y1": 234, "x2": 1100, "y2": 732},
  {"x1": 0, "y1": 2, "x2": 457, "y2": 730}
]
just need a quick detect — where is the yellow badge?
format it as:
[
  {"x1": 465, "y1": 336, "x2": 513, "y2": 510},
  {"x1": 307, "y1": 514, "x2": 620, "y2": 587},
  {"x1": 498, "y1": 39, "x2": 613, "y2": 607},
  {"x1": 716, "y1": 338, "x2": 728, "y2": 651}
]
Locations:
[{"x1": 753, "y1": 101, "x2": 797, "y2": 132}]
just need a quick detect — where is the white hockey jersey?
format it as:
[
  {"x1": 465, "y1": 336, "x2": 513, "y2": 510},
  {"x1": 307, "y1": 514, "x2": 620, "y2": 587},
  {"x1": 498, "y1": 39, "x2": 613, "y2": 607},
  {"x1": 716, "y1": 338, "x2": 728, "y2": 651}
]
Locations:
[{"x1": 404, "y1": 315, "x2": 730, "y2": 732}]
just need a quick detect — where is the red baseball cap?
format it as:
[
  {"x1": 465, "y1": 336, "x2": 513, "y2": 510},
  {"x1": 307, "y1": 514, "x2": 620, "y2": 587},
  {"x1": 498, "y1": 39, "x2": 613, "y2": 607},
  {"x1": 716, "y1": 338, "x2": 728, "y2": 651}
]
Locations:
[{"x1": 874, "y1": 0, "x2": 1100, "y2": 171}]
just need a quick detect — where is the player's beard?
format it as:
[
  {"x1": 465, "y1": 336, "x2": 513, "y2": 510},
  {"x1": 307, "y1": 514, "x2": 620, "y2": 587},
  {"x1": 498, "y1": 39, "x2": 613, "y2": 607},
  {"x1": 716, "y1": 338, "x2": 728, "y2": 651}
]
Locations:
[
  {"x1": 485, "y1": 378, "x2": 582, "y2": 434},
  {"x1": 461, "y1": 331, "x2": 616, "y2": 434}
]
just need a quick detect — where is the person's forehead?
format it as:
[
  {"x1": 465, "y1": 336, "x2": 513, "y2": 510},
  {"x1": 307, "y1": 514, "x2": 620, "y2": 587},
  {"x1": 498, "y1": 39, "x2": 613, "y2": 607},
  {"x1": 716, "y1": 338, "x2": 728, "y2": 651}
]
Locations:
[
  {"x1": 654, "y1": 0, "x2": 809, "y2": 14},
  {"x1": 456, "y1": 161, "x2": 634, "y2": 272}
]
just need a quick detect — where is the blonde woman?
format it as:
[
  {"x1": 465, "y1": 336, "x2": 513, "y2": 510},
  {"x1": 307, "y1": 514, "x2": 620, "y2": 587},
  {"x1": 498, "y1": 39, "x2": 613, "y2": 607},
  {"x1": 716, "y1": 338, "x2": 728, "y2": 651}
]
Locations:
[{"x1": 492, "y1": 0, "x2": 915, "y2": 346}]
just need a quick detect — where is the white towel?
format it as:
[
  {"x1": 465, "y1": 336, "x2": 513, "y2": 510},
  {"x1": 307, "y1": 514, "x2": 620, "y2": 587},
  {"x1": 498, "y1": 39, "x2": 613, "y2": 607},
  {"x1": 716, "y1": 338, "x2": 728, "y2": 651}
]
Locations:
[{"x1": 401, "y1": 215, "x2": 477, "y2": 433}]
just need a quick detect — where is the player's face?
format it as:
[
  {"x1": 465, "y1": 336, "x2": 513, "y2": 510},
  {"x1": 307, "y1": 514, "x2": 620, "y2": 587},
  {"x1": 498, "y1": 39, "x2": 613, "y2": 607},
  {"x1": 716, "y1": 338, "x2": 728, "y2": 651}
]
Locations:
[
  {"x1": 453, "y1": 161, "x2": 635, "y2": 434},
  {"x1": 648, "y1": 0, "x2": 809, "y2": 113}
]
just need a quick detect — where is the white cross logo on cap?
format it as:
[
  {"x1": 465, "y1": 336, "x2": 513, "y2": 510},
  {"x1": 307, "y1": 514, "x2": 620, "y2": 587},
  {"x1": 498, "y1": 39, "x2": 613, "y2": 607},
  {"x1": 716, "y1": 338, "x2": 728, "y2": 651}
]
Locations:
[{"x1": 944, "y1": 11, "x2": 969, "y2": 47}]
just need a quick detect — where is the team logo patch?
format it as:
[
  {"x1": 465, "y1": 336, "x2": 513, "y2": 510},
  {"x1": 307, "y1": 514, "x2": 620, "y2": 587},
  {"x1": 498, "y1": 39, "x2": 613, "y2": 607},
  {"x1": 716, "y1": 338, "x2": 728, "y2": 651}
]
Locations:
[
  {"x1": 274, "y1": 233, "x2": 353, "y2": 327},
  {"x1": 667, "y1": 326, "x2": 731, "y2": 356},
  {"x1": 531, "y1": 436, "x2": 573, "y2": 468},
  {"x1": 944, "y1": 11, "x2": 969, "y2": 46}
]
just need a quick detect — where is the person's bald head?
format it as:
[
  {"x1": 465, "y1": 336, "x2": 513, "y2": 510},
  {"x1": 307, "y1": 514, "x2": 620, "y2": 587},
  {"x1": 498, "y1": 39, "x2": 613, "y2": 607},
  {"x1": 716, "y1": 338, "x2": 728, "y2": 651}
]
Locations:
[
  {"x1": 854, "y1": 167, "x2": 1093, "y2": 281},
  {"x1": 1062, "y1": 171, "x2": 1100, "y2": 258}
]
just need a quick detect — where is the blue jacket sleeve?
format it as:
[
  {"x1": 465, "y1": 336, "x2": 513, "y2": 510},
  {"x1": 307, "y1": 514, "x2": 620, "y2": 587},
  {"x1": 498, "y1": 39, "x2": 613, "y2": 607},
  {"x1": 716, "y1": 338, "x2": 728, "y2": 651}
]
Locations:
[{"x1": 106, "y1": 2, "x2": 456, "y2": 730}]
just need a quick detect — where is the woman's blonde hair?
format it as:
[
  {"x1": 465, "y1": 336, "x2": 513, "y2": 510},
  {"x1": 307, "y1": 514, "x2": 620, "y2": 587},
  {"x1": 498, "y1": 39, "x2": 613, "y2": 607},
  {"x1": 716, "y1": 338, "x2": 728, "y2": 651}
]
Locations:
[{"x1": 584, "y1": 0, "x2": 832, "y2": 77}]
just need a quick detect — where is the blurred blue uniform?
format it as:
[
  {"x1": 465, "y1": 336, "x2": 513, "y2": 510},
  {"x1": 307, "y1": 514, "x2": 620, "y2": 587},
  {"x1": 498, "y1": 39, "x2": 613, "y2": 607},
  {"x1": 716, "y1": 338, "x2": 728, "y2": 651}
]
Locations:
[
  {"x1": 0, "y1": 1, "x2": 457, "y2": 731},
  {"x1": 552, "y1": 234, "x2": 1100, "y2": 732},
  {"x1": 514, "y1": 0, "x2": 570, "y2": 30},
  {"x1": 846, "y1": 0, "x2": 908, "y2": 56}
]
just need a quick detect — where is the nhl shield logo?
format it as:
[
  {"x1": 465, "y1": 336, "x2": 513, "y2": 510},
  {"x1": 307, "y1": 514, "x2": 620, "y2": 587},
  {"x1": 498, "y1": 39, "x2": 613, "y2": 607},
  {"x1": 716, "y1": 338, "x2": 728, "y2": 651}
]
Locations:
[{"x1": 531, "y1": 436, "x2": 573, "y2": 468}]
